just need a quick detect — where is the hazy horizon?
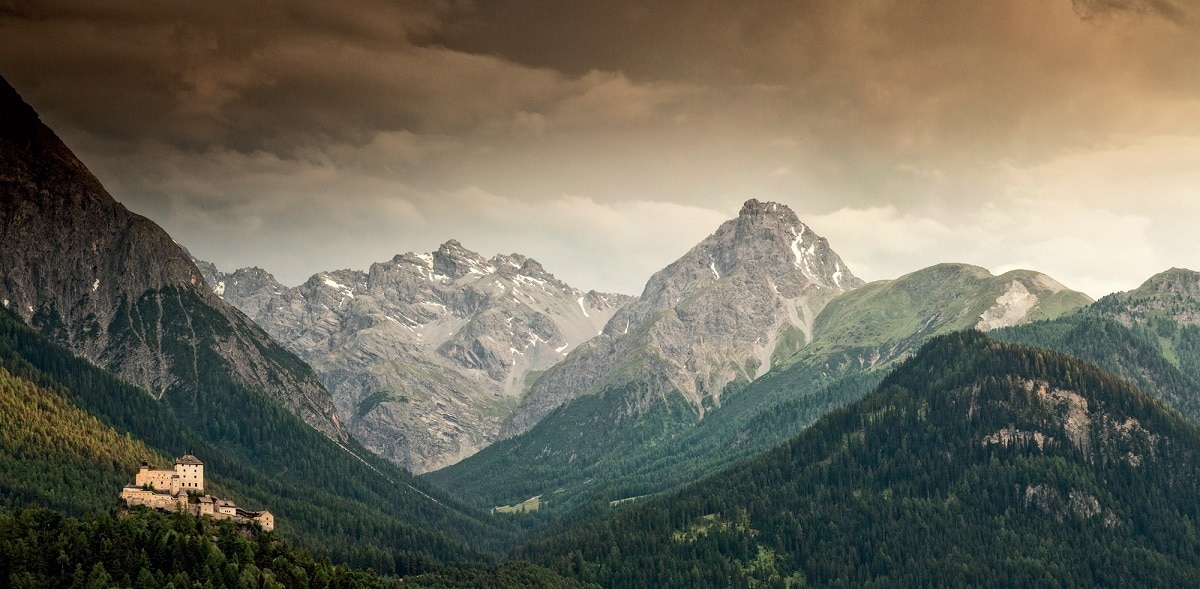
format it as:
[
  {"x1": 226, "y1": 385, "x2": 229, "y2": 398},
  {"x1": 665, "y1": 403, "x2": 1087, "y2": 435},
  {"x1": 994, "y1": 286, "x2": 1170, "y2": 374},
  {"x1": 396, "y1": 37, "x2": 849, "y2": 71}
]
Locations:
[{"x1": 3, "y1": 0, "x2": 1199, "y2": 298}]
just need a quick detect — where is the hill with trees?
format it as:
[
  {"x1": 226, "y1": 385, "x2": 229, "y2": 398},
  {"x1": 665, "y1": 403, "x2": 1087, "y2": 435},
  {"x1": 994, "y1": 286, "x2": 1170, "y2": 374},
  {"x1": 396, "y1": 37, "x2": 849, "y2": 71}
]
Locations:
[
  {"x1": 516, "y1": 332, "x2": 1200, "y2": 587},
  {"x1": 0, "y1": 506, "x2": 583, "y2": 589}
]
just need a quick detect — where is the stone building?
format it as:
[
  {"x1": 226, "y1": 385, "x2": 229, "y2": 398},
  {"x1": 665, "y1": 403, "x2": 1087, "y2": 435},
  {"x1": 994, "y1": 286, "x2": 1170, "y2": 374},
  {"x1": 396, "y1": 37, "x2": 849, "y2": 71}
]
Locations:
[
  {"x1": 131, "y1": 454, "x2": 204, "y2": 494},
  {"x1": 120, "y1": 455, "x2": 273, "y2": 531}
]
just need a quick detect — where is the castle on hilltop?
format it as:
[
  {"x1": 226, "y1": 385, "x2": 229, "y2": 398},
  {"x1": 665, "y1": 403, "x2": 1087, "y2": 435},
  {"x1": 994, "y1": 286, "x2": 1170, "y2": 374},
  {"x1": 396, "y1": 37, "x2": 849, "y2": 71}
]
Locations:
[{"x1": 120, "y1": 455, "x2": 274, "y2": 531}]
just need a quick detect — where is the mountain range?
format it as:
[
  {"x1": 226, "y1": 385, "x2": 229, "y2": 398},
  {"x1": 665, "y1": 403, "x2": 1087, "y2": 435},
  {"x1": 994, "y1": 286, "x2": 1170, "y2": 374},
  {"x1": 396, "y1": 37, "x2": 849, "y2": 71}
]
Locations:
[
  {"x1": 9, "y1": 67, "x2": 1200, "y2": 588},
  {"x1": 427, "y1": 208, "x2": 1094, "y2": 511},
  {"x1": 195, "y1": 243, "x2": 631, "y2": 473}
]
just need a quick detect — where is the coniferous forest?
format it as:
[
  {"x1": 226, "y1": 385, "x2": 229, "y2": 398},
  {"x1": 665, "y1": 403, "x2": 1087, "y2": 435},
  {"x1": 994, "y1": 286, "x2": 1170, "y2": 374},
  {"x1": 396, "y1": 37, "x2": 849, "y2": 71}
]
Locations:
[
  {"x1": 0, "y1": 506, "x2": 584, "y2": 589},
  {"x1": 513, "y1": 332, "x2": 1200, "y2": 587}
]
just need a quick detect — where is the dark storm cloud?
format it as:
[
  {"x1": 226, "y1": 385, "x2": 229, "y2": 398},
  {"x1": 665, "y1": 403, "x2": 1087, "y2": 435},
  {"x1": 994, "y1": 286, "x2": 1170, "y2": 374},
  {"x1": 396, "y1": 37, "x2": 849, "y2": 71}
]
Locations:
[
  {"x1": 424, "y1": 0, "x2": 1200, "y2": 214},
  {"x1": 1, "y1": 0, "x2": 1198, "y2": 296}
]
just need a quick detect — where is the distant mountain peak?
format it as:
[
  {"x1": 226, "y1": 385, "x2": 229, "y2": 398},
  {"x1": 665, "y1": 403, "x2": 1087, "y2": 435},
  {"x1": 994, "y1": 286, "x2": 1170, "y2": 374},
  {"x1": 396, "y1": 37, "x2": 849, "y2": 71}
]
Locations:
[
  {"x1": 1089, "y1": 266, "x2": 1200, "y2": 328},
  {"x1": 1137, "y1": 267, "x2": 1200, "y2": 295},
  {"x1": 637, "y1": 199, "x2": 862, "y2": 307},
  {"x1": 502, "y1": 199, "x2": 864, "y2": 436},
  {"x1": 737, "y1": 198, "x2": 800, "y2": 222},
  {"x1": 432, "y1": 239, "x2": 495, "y2": 279}
]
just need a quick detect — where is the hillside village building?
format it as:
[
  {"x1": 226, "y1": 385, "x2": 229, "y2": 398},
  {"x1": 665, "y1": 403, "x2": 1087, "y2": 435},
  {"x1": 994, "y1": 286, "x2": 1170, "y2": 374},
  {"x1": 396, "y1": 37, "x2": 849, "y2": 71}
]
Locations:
[{"x1": 120, "y1": 455, "x2": 274, "y2": 531}]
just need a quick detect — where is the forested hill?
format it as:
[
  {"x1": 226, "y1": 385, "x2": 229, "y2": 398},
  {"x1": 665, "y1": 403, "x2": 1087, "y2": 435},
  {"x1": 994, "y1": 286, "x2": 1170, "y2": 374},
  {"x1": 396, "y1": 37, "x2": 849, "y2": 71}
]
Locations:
[
  {"x1": 993, "y1": 268, "x2": 1200, "y2": 427},
  {"x1": 0, "y1": 305, "x2": 512, "y2": 575},
  {"x1": 0, "y1": 506, "x2": 584, "y2": 588},
  {"x1": 994, "y1": 314, "x2": 1200, "y2": 426},
  {"x1": 517, "y1": 331, "x2": 1200, "y2": 588}
]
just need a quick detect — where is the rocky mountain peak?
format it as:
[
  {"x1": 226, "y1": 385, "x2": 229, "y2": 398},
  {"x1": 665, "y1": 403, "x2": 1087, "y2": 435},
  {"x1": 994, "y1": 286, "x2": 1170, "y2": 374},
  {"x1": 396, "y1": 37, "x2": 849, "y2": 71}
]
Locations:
[
  {"x1": 517, "y1": 257, "x2": 550, "y2": 280},
  {"x1": 504, "y1": 199, "x2": 865, "y2": 436},
  {"x1": 1137, "y1": 268, "x2": 1200, "y2": 296},
  {"x1": 434, "y1": 239, "x2": 493, "y2": 279},
  {"x1": 736, "y1": 197, "x2": 802, "y2": 225},
  {"x1": 1089, "y1": 267, "x2": 1200, "y2": 327},
  {"x1": 637, "y1": 199, "x2": 862, "y2": 309}
]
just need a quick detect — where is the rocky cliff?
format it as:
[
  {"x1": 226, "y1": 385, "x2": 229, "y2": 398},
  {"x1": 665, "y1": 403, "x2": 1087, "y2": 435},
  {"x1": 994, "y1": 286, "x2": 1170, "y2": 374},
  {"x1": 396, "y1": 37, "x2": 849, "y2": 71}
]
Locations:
[
  {"x1": 197, "y1": 242, "x2": 632, "y2": 473},
  {"x1": 0, "y1": 76, "x2": 346, "y2": 441}
]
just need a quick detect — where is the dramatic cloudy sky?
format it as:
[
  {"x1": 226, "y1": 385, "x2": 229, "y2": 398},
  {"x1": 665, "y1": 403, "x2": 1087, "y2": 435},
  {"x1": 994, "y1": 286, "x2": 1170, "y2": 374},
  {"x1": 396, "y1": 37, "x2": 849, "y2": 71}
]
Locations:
[{"x1": 3, "y1": 0, "x2": 1199, "y2": 297}]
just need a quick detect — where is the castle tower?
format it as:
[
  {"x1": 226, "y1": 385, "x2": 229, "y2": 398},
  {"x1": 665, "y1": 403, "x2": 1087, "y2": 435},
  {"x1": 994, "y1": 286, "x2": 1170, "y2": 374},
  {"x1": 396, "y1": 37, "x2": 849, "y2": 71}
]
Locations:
[{"x1": 175, "y1": 454, "x2": 204, "y2": 493}]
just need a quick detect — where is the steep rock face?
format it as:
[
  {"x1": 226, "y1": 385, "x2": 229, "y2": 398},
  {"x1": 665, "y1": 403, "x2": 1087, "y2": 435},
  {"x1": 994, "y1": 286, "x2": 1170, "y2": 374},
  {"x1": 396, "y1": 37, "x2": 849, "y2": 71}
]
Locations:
[
  {"x1": 0, "y1": 77, "x2": 346, "y2": 440},
  {"x1": 198, "y1": 242, "x2": 632, "y2": 473},
  {"x1": 503, "y1": 199, "x2": 863, "y2": 436}
]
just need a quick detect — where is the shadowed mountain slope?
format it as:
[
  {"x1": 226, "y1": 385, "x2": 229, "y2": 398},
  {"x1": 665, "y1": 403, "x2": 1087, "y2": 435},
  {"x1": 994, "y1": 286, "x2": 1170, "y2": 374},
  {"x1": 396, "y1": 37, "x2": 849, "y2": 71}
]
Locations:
[
  {"x1": 0, "y1": 75, "x2": 515, "y2": 574},
  {"x1": 0, "y1": 75, "x2": 344, "y2": 440}
]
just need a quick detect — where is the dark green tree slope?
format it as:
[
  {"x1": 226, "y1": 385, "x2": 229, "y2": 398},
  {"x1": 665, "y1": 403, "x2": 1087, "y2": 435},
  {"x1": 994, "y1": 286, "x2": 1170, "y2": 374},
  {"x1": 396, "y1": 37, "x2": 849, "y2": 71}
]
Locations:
[
  {"x1": 0, "y1": 365, "x2": 171, "y2": 515},
  {"x1": 994, "y1": 314, "x2": 1200, "y2": 426},
  {"x1": 517, "y1": 332, "x2": 1200, "y2": 588},
  {"x1": 0, "y1": 306, "x2": 512, "y2": 574},
  {"x1": 0, "y1": 506, "x2": 585, "y2": 589},
  {"x1": 995, "y1": 268, "x2": 1200, "y2": 427},
  {"x1": 427, "y1": 371, "x2": 882, "y2": 514}
]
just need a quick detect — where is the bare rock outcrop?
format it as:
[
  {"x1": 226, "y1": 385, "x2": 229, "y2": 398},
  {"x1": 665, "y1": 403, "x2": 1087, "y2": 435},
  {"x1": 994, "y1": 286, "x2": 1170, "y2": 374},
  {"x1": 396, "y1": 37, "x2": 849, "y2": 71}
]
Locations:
[{"x1": 502, "y1": 199, "x2": 864, "y2": 436}]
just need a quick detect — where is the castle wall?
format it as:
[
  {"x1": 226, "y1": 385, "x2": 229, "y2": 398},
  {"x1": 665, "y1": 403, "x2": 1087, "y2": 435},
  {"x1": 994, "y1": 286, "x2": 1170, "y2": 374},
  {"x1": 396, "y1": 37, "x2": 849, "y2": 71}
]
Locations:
[
  {"x1": 121, "y1": 487, "x2": 186, "y2": 511},
  {"x1": 134, "y1": 469, "x2": 180, "y2": 493},
  {"x1": 254, "y1": 511, "x2": 275, "y2": 532}
]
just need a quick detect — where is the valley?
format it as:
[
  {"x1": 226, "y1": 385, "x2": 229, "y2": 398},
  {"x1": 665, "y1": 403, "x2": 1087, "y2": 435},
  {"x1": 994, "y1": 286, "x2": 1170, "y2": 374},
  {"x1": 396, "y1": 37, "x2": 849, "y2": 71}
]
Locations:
[{"x1": 5, "y1": 10, "x2": 1200, "y2": 582}]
